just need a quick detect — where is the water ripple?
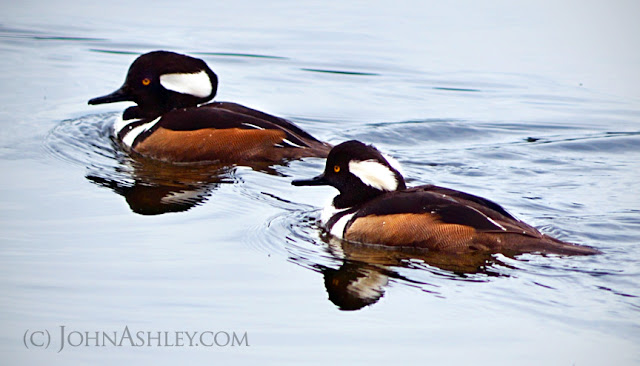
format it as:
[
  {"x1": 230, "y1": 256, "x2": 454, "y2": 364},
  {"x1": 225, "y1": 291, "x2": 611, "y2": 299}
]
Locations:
[
  {"x1": 247, "y1": 207, "x2": 519, "y2": 309},
  {"x1": 44, "y1": 112, "x2": 241, "y2": 215},
  {"x1": 44, "y1": 112, "x2": 124, "y2": 170}
]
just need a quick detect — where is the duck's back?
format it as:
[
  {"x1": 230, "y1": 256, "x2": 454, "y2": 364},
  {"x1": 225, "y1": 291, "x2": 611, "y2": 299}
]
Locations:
[
  {"x1": 341, "y1": 185, "x2": 599, "y2": 255},
  {"x1": 131, "y1": 103, "x2": 331, "y2": 163}
]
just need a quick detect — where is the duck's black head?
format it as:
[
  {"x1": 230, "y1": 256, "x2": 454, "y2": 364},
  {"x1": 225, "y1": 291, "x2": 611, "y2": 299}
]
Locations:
[
  {"x1": 88, "y1": 51, "x2": 219, "y2": 119},
  {"x1": 292, "y1": 140, "x2": 406, "y2": 208}
]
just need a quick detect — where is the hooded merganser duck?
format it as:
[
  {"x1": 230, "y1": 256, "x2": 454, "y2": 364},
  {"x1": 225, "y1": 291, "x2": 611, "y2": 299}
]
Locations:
[
  {"x1": 293, "y1": 140, "x2": 600, "y2": 256},
  {"x1": 88, "y1": 50, "x2": 331, "y2": 163}
]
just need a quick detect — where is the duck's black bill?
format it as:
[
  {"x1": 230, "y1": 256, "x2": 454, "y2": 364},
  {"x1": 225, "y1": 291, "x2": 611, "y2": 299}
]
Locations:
[
  {"x1": 292, "y1": 174, "x2": 328, "y2": 186},
  {"x1": 88, "y1": 87, "x2": 130, "y2": 105}
]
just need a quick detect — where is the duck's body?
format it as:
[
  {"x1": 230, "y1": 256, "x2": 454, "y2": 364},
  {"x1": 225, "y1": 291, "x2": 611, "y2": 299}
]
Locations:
[
  {"x1": 89, "y1": 51, "x2": 330, "y2": 163},
  {"x1": 111, "y1": 100, "x2": 330, "y2": 163},
  {"x1": 293, "y1": 140, "x2": 600, "y2": 256}
]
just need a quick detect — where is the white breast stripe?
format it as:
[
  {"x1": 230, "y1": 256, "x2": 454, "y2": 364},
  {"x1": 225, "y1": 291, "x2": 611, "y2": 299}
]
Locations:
[
  {"x1": 330, "y1": 213, "x2": 355, "y2": 239},
  {"x1": 322, "y1": 203, "x2": 354, "y2": 239},
  {"x1": 321, "y1": 202, "x2": 341, "y2": 225},
  {"x1": 160, "y1": 70, "x2": 212, "y2": 98},
  {"x1": 122, "y1": 117, "x2": 161, "y2": 148},
  {"x1": 113, "y1": 115, "x2": 136, "y2": 136}
]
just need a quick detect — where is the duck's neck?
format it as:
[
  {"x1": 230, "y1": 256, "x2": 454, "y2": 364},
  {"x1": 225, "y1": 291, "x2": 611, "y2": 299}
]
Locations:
[
  {"x1": 332, "y1": 185, "x2": 387, "y2": 210},
  {"x1": 123, "y1": 106, "x2": 163, "y2": 120}
]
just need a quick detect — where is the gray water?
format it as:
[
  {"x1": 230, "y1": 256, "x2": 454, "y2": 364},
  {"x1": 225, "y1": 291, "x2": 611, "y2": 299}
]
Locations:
[{"x1": 1, "y1": 1, "x2": 640, "y2": 365}]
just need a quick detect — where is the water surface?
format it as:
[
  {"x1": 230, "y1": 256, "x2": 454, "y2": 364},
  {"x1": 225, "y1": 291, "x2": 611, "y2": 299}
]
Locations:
[{"x1": 1, "y1": 1, "x2": 639, "y2": 365}]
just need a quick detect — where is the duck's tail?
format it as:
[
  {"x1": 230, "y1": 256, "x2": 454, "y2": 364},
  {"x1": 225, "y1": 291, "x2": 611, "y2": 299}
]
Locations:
[{"x1": 517, "y1": 234, "x2": 601, "y2": 256}]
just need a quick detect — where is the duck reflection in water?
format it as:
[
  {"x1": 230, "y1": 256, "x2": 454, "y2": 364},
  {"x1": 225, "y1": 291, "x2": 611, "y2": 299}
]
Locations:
[
  {"x1": 86, "y1": 153, "x2": 280, "y2": 215},
  {"x1": 293, "y1": 140, "x2": 599, "y2": 310},
  {"x1": 85, "y1": 50, "x2": 331, "y2": 214},
  {"x1": 319, "y1": 234, "x2": 504, "y2": 311}
]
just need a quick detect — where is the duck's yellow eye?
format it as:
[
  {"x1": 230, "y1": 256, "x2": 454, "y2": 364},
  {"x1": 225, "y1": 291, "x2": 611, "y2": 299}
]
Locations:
[
  {"x1": 142, "y1": 78, "x2": 151, "y2": 86},
  {"x1": 333, "y1": 165, "x2": 341, "y2": 173}
]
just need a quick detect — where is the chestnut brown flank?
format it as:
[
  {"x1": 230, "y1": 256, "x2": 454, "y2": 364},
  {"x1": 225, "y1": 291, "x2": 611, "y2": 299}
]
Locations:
[
  {"x1": 136, "y1": 127, "x2": 304, "y2": 163},
  {"x1": 345, "y1": 213, "x2": 476, "y2": 251}
]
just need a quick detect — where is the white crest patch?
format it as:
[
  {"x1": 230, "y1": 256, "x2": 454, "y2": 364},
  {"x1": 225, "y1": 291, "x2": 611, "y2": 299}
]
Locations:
[
  {"x1": 159, "y1": 70, "x2": 212, "y2": 98},
  {"x1": 382, "y1": 153, "x2": 404, "y2": 176},
  {"x1": 122, "y1": 117, "x2": 161, "y2": 148},
  {"x1": 349, "y1": 159, "x2": 398, "y2": 191}
]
